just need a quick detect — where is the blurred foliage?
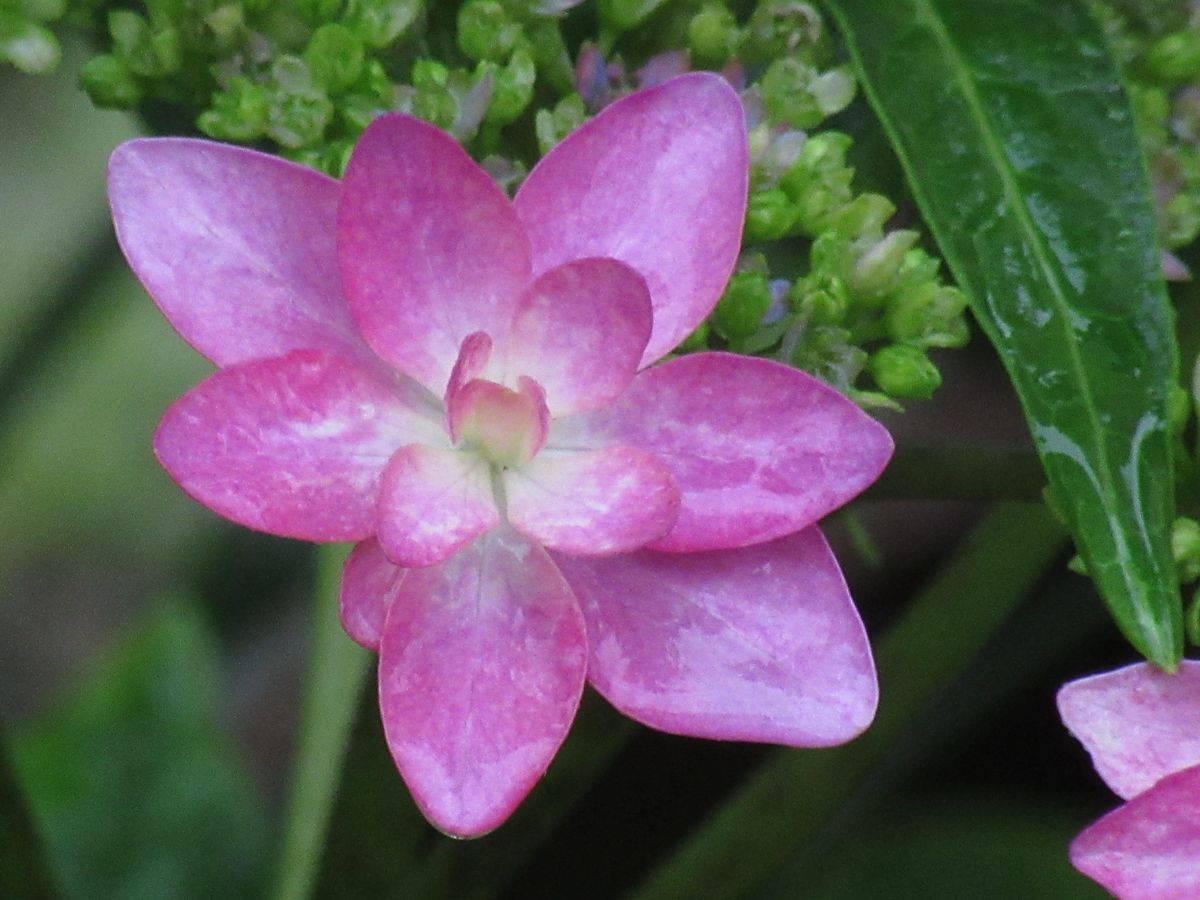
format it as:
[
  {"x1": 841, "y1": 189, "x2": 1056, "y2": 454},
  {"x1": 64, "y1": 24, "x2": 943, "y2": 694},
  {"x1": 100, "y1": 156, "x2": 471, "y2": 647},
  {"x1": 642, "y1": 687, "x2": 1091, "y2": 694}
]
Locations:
[{"x1": 10, "y1": 601, "x2": 270, "y2": 900}]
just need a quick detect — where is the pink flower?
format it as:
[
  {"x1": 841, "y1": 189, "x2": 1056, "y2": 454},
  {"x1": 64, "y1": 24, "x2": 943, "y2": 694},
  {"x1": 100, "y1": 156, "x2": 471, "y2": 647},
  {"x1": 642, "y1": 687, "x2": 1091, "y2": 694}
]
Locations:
[
  {"x1": 108, "y1": 74, "x2": 892, "y2": 836},
  {"x1": 1058, "y1": 661, "x2": 1200, "y2": 898}
]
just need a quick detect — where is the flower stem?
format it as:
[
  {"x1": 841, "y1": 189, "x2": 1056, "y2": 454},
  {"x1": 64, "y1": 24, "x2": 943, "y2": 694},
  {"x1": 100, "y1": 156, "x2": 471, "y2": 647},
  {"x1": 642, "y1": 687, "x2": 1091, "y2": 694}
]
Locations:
[{"x1": 270, "y1": 543, "x2": 370, "y2": 900}]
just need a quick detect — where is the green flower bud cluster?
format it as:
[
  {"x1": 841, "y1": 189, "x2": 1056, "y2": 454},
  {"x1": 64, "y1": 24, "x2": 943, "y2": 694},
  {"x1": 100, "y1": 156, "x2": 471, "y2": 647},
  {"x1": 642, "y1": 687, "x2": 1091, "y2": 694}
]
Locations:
[
  {"x1": 704, "y1": 124, "x2": 968, "y2": 407},
  {"x1": 1, "y1": 0, "x2": 65, "y2": 73},
  {"x1": 1091, "y1": 0, "x2": 1200, "y2": 255},
  {"x1": 73, "y1": 0, "x2": 580, "y2": 176}
]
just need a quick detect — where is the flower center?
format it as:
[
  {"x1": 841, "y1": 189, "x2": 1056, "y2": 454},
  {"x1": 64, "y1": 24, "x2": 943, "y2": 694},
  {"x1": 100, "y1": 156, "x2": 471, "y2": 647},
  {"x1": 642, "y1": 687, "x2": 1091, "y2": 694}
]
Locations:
[{"x1": 449, "y1": 376, "x2": 549, "y2": 468}]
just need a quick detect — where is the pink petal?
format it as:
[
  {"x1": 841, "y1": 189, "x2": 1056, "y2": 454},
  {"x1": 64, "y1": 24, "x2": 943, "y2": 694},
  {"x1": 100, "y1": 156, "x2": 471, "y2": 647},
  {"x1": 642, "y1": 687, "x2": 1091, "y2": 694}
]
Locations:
[
  {"x1": 155, "y1": 350, "x2": 442, "y2": 542},
  {"x1": 1070, "y1": 765, "x2": 1200, "y2": 900},
  {"x1": 1058, "y1": 660, "x2": 1200, "y2": 800},
  {"x1": 514, "y1": 73, "x2": 748, "y2": 365},
  {"x1": 504, "y1": 445, "x2": 679, "y2": 555},
  {"x1": 339, "y1": 114, "x2": 531, "y2": 395},
  {"x1": 556, "y1": 352, "x2": 894, "y2": 552},
  {"x1": 108, "y1": 139, "x2": 371, "y2": 367},
  {"x1": 503, "y1": 258, "x2": 652, "y2": 416},
  {"x1": 553, "y1": 527, "x2": 878, "y2": 745},
  {"x1": 340, "y1": 539, "x2": 404, "y2": 651},
  {"x1": 378, "y1": 529, "x2": 587, "y2": 837},
  {"x1": 444, "y1": 332, "x2": 495, "y2": 440},
  {"x1": 376, "y1": 445, "x2": 500, "y2": 568}
]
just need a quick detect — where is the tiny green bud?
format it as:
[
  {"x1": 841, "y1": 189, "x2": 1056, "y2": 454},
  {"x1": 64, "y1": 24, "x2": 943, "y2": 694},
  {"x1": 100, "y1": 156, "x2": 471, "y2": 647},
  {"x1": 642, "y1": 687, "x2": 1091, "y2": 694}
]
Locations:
[
  {"x1": 22, "y1": 0, "x2": 67, "y2": 21},
  {"x1": 108, "y1": 9, "x2": 160, "y2": 77},
  {"x1": 1174, "y1": 517, "x2": 1200, "y2": 584},
  {"x1": 744, "y1": 188, "x2": 797, "y2": 243},
  {"x1": 760, "y1": 58, "x2": 823, "y2": 128},
  {"x1": 811, "y1": 66, "x2": 856, "y2": 118},
  {"x1": 851, "y1": 229, "x2": 920, "y2": 299},
  {"x1": 1188, "y1": 587, "x2": 1200, "y2": 648},
  {"x1": 294, "y1": 0, "x2": 343, "y2": 27},
  {"x1": 79, "y1": 53, "x2": 141, "y2": 108},
  {"x1": 305, "y1": 24, "x2": 365, "y2": 93},
  {"x1": 149, "y1": 27, "x2": 182, "y2": 75},
  {"x1": 787, "y1": 324, "x2": 866, "y2": 393},
  {"x1": 599, "y1": 0, "x2": 669, "y2": 31},
  {"x1": 535, "y1": 94, "x2": 586, "y2": 155},
  {"x1": 1146, "y1": 30, "x2": 1200, "y2": 84},
  {"x1": 715, "y1": 271, "x2": 773, "y2": 340},
  {"x1": 789, "y1": 274, "x2": 849, "y2": 326},
  {"x1": 688, "y1": 4, "x2": 739, "y2": 67},
  {"x1": 868, "y1": 344, "x2": 941, "y2": 400},
  {"x1": 203, "y1": 4, "x2": 244, "y2": 46},
  {"x1": 741, "y1": 0, "x2": 825, "y2": 66},
  {"x1": 485, "y1": 47, "x2": 536, "y2": 125},
  {"x1": 885, "y1": 283, "x2": 970, "y2": 348},
  {"x1": 0, "y1": 17, "x2": 59, "y2": 74},
  {"x1": 1067, "y1": 554, "x2": 1088, "y2": 576},
  {"x1": 344, "y1": 0, "x2": 421, "y2": 49},
  {"x1": 412, "y1": 58, "x2": 449, "y2": 90},
  {"x1": 826, "y1": 193, "x2": 894, "y2": 239},
  {"x1": 1170, "y1": 383, "x2": 1191, "y2": 435},
  {"x1": 1163, "y1": 191, "x2": 1200, "y2": 249},
  {"x1": 458, "y1": 0, "x2": 524, "y2": 63},
  {"x1": 198, "y1": 78, "x2": 269, "y2": 141},
  {"x1": 266, "y1": 59, "x2": 333, "y2": 148}
]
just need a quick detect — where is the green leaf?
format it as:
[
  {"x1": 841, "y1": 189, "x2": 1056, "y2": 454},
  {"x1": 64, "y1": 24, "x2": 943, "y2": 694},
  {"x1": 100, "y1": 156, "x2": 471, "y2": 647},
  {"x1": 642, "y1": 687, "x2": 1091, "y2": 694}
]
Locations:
[
  {"x1": 825, "y1": 0, "x2": 1182, "y2": 667},
  {"x1": 11, "y1": 601, "x2": 269, "y2": 900}
]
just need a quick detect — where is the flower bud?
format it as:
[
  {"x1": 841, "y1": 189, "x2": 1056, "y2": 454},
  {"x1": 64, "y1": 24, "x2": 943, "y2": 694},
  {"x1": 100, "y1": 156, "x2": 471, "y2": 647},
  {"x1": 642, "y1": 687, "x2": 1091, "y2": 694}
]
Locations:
[
  {"x1": 1174, "y1": 517, "x2": 1200, "y2": 584},
  {"x1": 1163, "y1": 191, "x2": 1200, "y2": 248},
  {"x1": 295, "y1": 0, "x2": 343, "y2": 27},
  {"x1": 109, "y1": 10, "x2": 162, "y2": 77},
  {"x1": 485, "y1": 48, "x2": 536, "y2": 125},
  {"x1": 599, "y1": 0, "x2": 667, "y2": 30},
  {"x1": 198, "y1": 77, "x2": 269, "y2": 141},
  {"x1": 741, "y1": 0, "x2": 825, "y2": 66},
  {"x1": 266, "y1": 58, "x2": 333, "y2": 148},
  {"x1": 80, "y1": 53, "x2": 141, "y2": 108},
  {"x1": 1146, "y1": 30, "x2": 1200, "y2": 84},
  {"x1": 745, "y1": 188, "x2": 797, "y2": 242},
  {"x1": 344, "y1": 0, "x2": 421, "y2": 48},
  {"x1": 789, "y1": 274, "x2": 849, "y2": 326},
  {"x1": 1, "y1": 18, "x2": 60, "y2": 74},
  {"x1": 458, "y1": 0, "x2": 525, "y2": 62},
  {"x1": 851, "y1": 229, "x2": 919, "y2": 299},
  {"x1": 760, "y1": 57, "x2": 823, "y2": 128},
  {"x1": 305, "y1": 24, "x2": 365, "y2": 93},
  {"x1": 534, "y1": 94, "x2": 586, "y2": 155},
  {"x1": 715, "y1": 271, "x2": 773, "y2": 340},
  {"x1": 826, "y1": 192, "x2": 894, "y2": 238},
  {"x1": 1169, "y1": 383, "x2": 1191, "y2": 436},
  {"x1": 885, "y1": 283, "x2": 969, "y2": 348},
  {"x1": 688, "y1": 4, "x2": 739, "y2": 67},
  {"x1": 868, "y1": 344, "x2": 941, "y2": 400}
]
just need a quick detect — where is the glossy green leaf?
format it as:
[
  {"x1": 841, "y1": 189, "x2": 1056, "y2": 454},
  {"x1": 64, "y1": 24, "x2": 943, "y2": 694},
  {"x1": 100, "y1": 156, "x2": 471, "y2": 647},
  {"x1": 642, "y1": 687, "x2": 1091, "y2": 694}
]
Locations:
[{"x1": 825, "y1": 0, "x2": 1182, "y2": 666}]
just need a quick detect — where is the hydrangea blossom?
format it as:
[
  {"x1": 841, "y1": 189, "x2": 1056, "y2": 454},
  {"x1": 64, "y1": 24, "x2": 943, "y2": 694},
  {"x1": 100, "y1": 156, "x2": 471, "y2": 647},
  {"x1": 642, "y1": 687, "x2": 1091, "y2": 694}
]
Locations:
[
  {"x1": 108, "y1": 73, "x2": 893, "y2": 836},
  {"x1": 1058, "y1": 661, "x2": 1200, "y2": 898}
]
